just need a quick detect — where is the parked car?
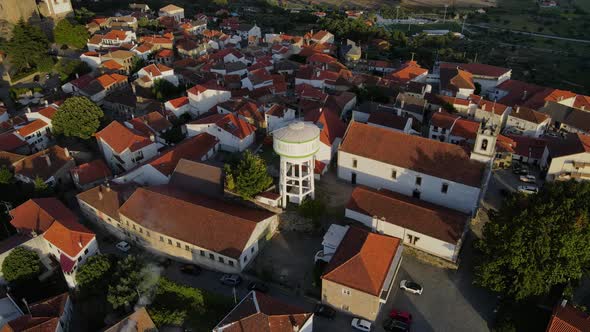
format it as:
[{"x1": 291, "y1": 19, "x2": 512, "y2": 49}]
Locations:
[
  {"x1": 518, "y1": 185, "x2": 539, "y2": 194},
  {"x1": 314, "y1": 304, "x2": 336, "y2": 319},
  {"x1": 383, "y1": 317, "x2": 410, "y2": 332},
  {"x1": 519, "y1": 175, "x2": 536, "y2": 183},
  {"x1": 400, "y1": 280, "x2": 423, "y2": 295},
  {"x1": 389, "y1": 309, "x2": 412, "y2": 322},
  {"x1": 180, "y1": 264, "x2": 202, "y2": 276},
  {"x1": 351, "y1": 318, "x2": 372, "y2": 331},
  {"x1": 115, "y1": 241, "x2": 131, "y2": 252},
  {"x1": 247, "y1": 281, "x2": 269, "y2": 293},
  {"x1": 220, "y1": 274, "x2": 242, "y2": 286}
]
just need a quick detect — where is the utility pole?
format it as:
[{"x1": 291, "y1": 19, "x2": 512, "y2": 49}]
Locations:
[
  {"x1": 443, "y1": 4, "x2": 449, "y2": 23},
  {"x1": 461, "y1": 14, "x2": 467, "y2": 35}
]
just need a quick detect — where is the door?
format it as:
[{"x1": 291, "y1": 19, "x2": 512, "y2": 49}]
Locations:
[{"x1": 351, "y1": 173, "x2": 357, "y2": 185}]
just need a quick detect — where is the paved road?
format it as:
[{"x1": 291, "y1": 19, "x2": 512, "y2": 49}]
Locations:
[{"x1": 465, "y1": 23, "x2": 590, "y2": 43}]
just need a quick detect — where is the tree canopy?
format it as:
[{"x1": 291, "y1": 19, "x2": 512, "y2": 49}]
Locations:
[
  {"x1": 147, "y1": 277, "x2": 205, "y2": 327},
  {"x1": 0, "y1": 166, "x2": 13, "y2": 185},
  {"x1": 52, "y1": 96, "x2": 104, "y2": 140},
  {"x1": 6, "y1": 20, "x2": 50, "y2": 72},
  {"x1": 107, "y1": 255, "x2": 145, "y2": 309},
  {"x1": 54, "y1": 19, "x2": 89, "y2": 49},
  {"x1": 2, "y1": 247, "x2": 42, "y2": 283},
  {"x1": 475, "y1": 181, "x2": 590, "y2": 300},
  {"x1": 229, "y1": 151, "x2": 273, "y2": 199},
  {"x1": 76, "y1": 254, "x2": 112, "y2": 290},
  {"x1": 55, "y1": 58, "x2": 91, "y2": 83}
]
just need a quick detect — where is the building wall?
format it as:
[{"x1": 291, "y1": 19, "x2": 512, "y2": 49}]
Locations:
[
  {"x1": 98, "y1": 138, "x2": 160, "y2": 172},
  {"x1": 321, "y1": 279, "x2": 381, "y2": 321},
  {"x1": 545, "y1": 152, "x2": 590, "y2": 181},
  {"x1": 505, "y1": 116, "x2": 548, "y2": 138},
  {"x1": 188, "y1": 90, "x2": 231, "y2": 116},
  {"x1": 45, "y1": 236, "x2": 99, "y2": 288},
  {"x1": 0, "y1": 0, "x2": 39, "y2": 24},
  {"x1": 112, "y1": 164, "x2": 169, "y2": 186},
  {"x1": 78, "y1": 198, "x2": 127, "y2": 240},
  {"x1": 238, "y1": 215, "x2": 279, "y2": 270},
  {"x1": 186, "y1": 123, "x2": 254, "y2": 152},
  {"x1": 337, "y1": 151, "x2": 481, "y2": 214},
  {"x1": 345, "y1": 208, "x2": 463, "y2": 262}
]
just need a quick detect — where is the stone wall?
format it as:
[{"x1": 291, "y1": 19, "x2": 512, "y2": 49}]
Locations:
[{"x1": 0, "y1": 0, "x2": 40, "y2": 24}]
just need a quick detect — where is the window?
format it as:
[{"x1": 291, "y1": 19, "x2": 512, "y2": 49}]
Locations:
[
  {"x1": 84, "y1": 248, "x2": 88, "y2": 255},
  {"x1": 441, "y1": 128, "x2": 446, "y2": 134},
  {"x1": 146, "y1": 231, "x2": 150, "y2": 237},
  {"x1": 412, "y1": 189, "x2": 421, "y2": 199},
  {"x1": 407, "y1": 234, "x2": 420, "y2": 245},
  {"x1": 132, "y1": 225, "x2": 136, "y2": 230},
  {"x1": 352, "y1": 159, "x2": 357, "y2": 168},
  {"x1": 251, "y1": 247, "x2": 255, "y2": 253},
  {"x1": 441, "y1": 183, "x2": 449, "y2": 194},
  {"x1": 168, "y1": 239, "x2": 172, "y2": 245},
  {"x1": 160, "y1": 236, "x2": 164, "y2": 242},
  {"x1": 139, "y1": 228, "x2": 143, "y2": 233},
  {"x1": 481, "y1": 139, "x2": 489, "y2": 151},
  {"x1": 185, "y1": 245, "x2": 190, "y2": 251},
  {"x1": 209, "y1": 253, "x2": 215, "y2": 260},
  {"x1": 342, "y1": 289, "x2": 351, "y2": 296},
  {"x1": 78, "y1": 257, "x2": 82, "y2": 262},
  {"x1": 48, "y1": 243, "x2": 52, "y2": 248},
  {"x1": 341, "y1": 305, "x2": 350, "y2": 311},
  {"x1": 243, "y1": 255, "x2": 248, "y2": 263},
  {"x1": 391, "y1": 170, "x2": 397, "y2": 179},
  {"x1": 228, "y1": 260, "x2": 234, "y2": 267},
  {"x1": 415, "y1": 176, "x2": 422, "y2": 186},
  {"x1": 176, "y1": 242, "x2": 181, "y2": 248},
  {"x1": 433, "y1": 126, "x2": 439, "y2": 132},
  {"x1": 218, "y1": 257, "x2": 224, "y2": 263},
  {"x1": 200, "y1": 250, "x2": 205, "y2": 256}
]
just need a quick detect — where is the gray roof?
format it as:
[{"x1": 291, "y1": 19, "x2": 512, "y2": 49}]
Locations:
[{"x1": 169, "y1": 159, "x2": 224, "y2": 198}]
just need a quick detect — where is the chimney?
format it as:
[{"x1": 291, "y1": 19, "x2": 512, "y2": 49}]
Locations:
[
  {"x1": 98, "y1": 186, "x2": 103, "y2": 200},
  {"x1": 26, "y1": 107, "x2": 31, "y2": 113},
  {"x1": 516, "y1": 106, "x2": 520, "y2": 113},
  {"x1": 76, "y1": 73, "x2": 79, "y2": 79},
  {"x1": 63, "y1": 147, "x2": 70, "y2": 158},
  {"x1": 44, "y1": 100, "x2": 48, "y2": 107},
  {"x1": 105, "y1": 183, "x2": 111, "y2": 192},
  {"x1": 44, "y1": 155, "x2": 51, "y2": 167},
  {"x1": 78, "y1": 241, "x2": 83, "y2": 248},
  {"x1": 561, "y1": 299, "x2": 568, "y2": 308}
]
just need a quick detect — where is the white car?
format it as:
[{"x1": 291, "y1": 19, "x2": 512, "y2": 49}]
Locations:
[
  {"x1": 116, "y1": 241, "x2": 131, "y2": 252},
  {"x1": 351, "y1": 318, "x2": 372, "y2": 331},
  {"x1": 519, "y1": 175, "x2": 536, "y2": 183},
  {"x1": 400, "y1": 280, "x2": 423, "y2": 295},
  {"x1": 517, "y1": 185, "x2": 538, "y2": 194}
]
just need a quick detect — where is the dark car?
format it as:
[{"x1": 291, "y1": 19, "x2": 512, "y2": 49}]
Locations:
[
  {"x1": 383, "y1": 317, "x2": 410, "y2": 332},
  {"x1": 314, "y1": 304, "x2": 336, "y2": 319},
  {"x1": 247, "y1": 281, "x2": 269, "y2": 293},
  {"x1": 180, "y1": 264, "x2": 201, "y2": 276},
  {"x1": 220, "y1": 274, "x2": 242, "y2": 286}
]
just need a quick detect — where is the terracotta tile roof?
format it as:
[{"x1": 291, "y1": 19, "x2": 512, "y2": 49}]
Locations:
[
  {"x1": 128, "y1": 112, "x2": 172, "y2": 136},
  {"x1": 43, "y1": 215, "x2": 95, "y2": 257},
  {"x1": 547, "y1": 133, "x2": 590, "y2": 158},
  {"x1": 70, "y1": 159, "x2": 112, "y2": 185},
  {"x1": 96, "y1": 121, "x2": 153, "y2": 154},
  {"x1": 96, "y1": 73, "x2": 127, "y2": 89},
  {"x1": 495, "y1": 80, "x2": 548, "y2": 107},
  {"x1": 160, "y1": 4, "x2": 183, "y2": 13},
  {"x1": 0, "y1": 151, "x2": 25, "y2": 167},
  {"x1": 0, "y1": 132, "x2": 27, "y2": 152},
  {"x1": 2, "y1": 293, "x2": 69, "y2": 332},
  {"x1": 469, "y1": 95, "x2": 510, "y2": 115},
  {"x1": 147, "y1": 133, "x2": 218, "y2": 176},
  {"x1": 156, "y1": 49, "x2": 174, "y2": 58},
  {"x1": 119, "y1": 186, "x2": 275, "y2": 258},
  {"x1": 573, "y1": 95, "x2": 590, "y2": 110},
  {"x1": 546, "y1": 303, "x2": 590, "y2": 332},
  {"x1": 135, "y1": 43, "x2": 153, "y2": 53},
  {"x1": 77, "y1": 184, "x2": 137, "y2": 221},
  {"x1": 88, "y1": 34, "x2": 104, "y2": 44},
  {"x1": 431, "y1": 111, "x2": 460, "y2": 129},
  {"x1": 307, "y1": 53, "x2": 338, "y2": 64},
  {"x1": 166, "y1": 96, "x2": 189, "y2": 109},
  {"x1": 17, "y1": 119, "x2": 49, "y2": 137},
  {"x1": 38, "y1": 106, "x2": 58, "y2": 119},
  {"x1": 10, "y1": 198, "x2": 77, "y2": 235},
  {"x1": 191, "y1": 113, "x2": 255, "y2": 139},
  {"x1": 348, "y1": 186, "x2": 469, "y2": 243},
  {"x1": 105, "y1": 307, "x2": 156, "y2": 332},
  {"x1": 340, "y1": 122, "x2": 486, "y2": 187},
  {"x1": 510, "y1": 106, "x2": 549, "y2": 124},
  {"x1": 266, "y1": 104, "x2": 286, "y2": 117},
  {"x1": 304, "y1": 107, "x2": 345, "y2": 145},
  {"x1": 368, "y1": 112, "x2": 409, "y2": 130},
  {"x1": 311, "y1": 30, "x2": 331, "y2": 42},
  {"x1": 506, "y1": 134, "x2": 546, "y2": 158},
  {"x1": 215, "y1": 291, "x2": 312, "y2": 332},
  {"x1": 102, "y1": 60, "x2": 123, "y2": 70},
  {"x1": 450, "y1": 118, "x2": 480, "y2": 140},
  {"x1": 441, "y1": 62, "x2": 510, "y2": 78},
  {"x1": 140, "y1": 35, "x2": 173, "y2": 45},
  {"x1": 387, "y1": 61, "x2": 428, "y2": 83},
  {"x1": 13, "y1": 146, "x2": 74, "y2": 181},
  {"x1": 322, "y1": 226, "x2": 401, "y2": 296},
  {"x1": 103, "y1": 30, "x2": 128, "y2": 40}
]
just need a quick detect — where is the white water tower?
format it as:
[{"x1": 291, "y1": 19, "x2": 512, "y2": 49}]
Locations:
[{"x1": 273, "y1": 121, "x2": 320, "y2": 207}]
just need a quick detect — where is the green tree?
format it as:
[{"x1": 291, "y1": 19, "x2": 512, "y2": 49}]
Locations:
[
  {"x1": 298, "y1": 198, "x2": 325, "y2": 223},
  {"x1": 475, "y1": 181, "x2": 590, "y2": 300},
  {"x1": 33, "y1": 176, "x2": 49, "y2": 193},
  {"x1": 55, "y1": 59, "x2": 91, "y2": 83},
  {"x1": 1, "y1": 247, "x2": 41, "y2": 283},
  {"x1": 54, "y1": 19, "x2": 89, "y2": 49},
  {"x1": 213, "y1": 0, "x2": 229, "y2": 6},
  {"x1": 148, "y1": 277, "x2": 205, "y2": 327},
  {"x1": 52, "y1": 96, "x2": 103, "y2": 140},
  {"x1": 151, "y1": 79, "x2": 183, "y2": 102},
  {"x1": 0, "y1": 166, "x2": 13, "y2": 184},
  {"x1": 6, "y1": 20, "x2": 50, "y2": 72},
  {"x1": 74, "y1": 7, "x2": 95, "y2": 24},
  {"x1": 107, "y1": 255, "x2": 144, "y2": 309},
  {"x1": 224, "y1": 164, "x2": 235, "y2": 191},
  {"x1": 76, "y1": 254, "x2": 112, "y2": 289},
  {"x1": 233, "y1": 151, "x2": 273, "y2": 199}
]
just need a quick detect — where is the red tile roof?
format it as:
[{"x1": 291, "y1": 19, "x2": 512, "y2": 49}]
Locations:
[
  {"x1": 127, "y1": 112, "x2": 172, "y2": 136},
  {"x1": 431, "y1": 111, "x2": 460, "y2": 129},
  {"x1": 0, "y1": 133, "x2": 27, "y2": 152},
  {"x1": 469, "y1": 95, "x2": 510, "y2": 115},
  {"x1": 148, "y1": 133, "x2": 218, "y2": 176},
  {"x1": 119, "y1": 186, "x2": 274, "y2": 258},
  {"x1": 38, "y1": 106, "x2": 58, "y2": 119},
  {"x1": 340, "y1": 122, "x2": 486, "y2": 187},
  {"x1": 387, "y1": 61, "x2": 428, "y2": 83},
  {"x1": 3, "y1": 293, "x2": 69, "y2": 332},
  {"x1": 450, "y1": 118, "x2": 480, "y2": 141},
  {"x1": 44, "y1": 216, "x2": 95, "y2": 257},
  {"x1": 166, "y1": 96, "x2": 189, "y2": 109},
  {"x1": 10, "y1": 198, "x2": 78, "y2": 235},
  {"x1": 546, "y1": 303, "x2": 590, "y2": 332},
  {"x1": 17, "y1": 119, "x2": 49, "y2": 137},
  {"x1": 102, "y1": 59, "x2": 123, "y2": 70},
  {"x1": 13, "y1": 146, "x2": 74, "y2": 181},
  {"x1": 191, "y1": 113, "x2": 255, "y2": 139},
  {"x1": 510, "y1": 106, "x2": 549, "y2": 124},
  {"x1": 322, "y1": 226, "x2": 401, "y2": 296},
  {"x1": 96, "y1": 121, "x2": 153, "y2": 154},
  {"x1": 103, "y1": 30, "x2": 128, "y2": 40},
  {"x1": 71, "y1": 159, "x2": 112, "y2": 185},
  {"x1": 304, "y1": 107, "x2": 345, "y2": 145},
  {"x1": 442, "y1": 62, "x2": 510, "y2": 78},
  {"x1": 347, "y1": 186, "x2": 469, "y2": 243}
]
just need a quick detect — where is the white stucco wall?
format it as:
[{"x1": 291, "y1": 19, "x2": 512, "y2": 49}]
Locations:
[
  {"x1": 188, "y1": 90, "x2": 231, "y2": 116},
  {"x1": 186, "y1": 123, "x2": 254, "y2": 152}
]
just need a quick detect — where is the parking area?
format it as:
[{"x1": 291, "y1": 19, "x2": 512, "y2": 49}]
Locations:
[{"x1": 484, "y1": 164, "x2": 544, "y2": 210}]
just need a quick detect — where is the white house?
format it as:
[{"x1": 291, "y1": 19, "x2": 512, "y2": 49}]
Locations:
[
  {"x1": 80, "y1": 51, "x2": 102, "y2": 69},
  {"x1": 187, "y1": 84, "x2": 231, "y2": 117},
  {"x1": 95, "y1": 121, "x2": 162, "y2": 173},
  {"x1": 158, "y1": 4, "x2": 184, "y2": 21},
  {"x1": 87, "y1": 30, "x2": 136, "y2": 51},
  {"x1": 236, "y1": 24, "x2": 261, "y2": 39},
  {"x1": 0, "y1": 292, "x2": 72, "y2": 332},
  {"x1": 186, "y1": 113, "x2": 255, "y2": 152},
  {"x1": 264, "y1": 104, "x2": 296, "y2": 132},
  {"x1": 14, "y1": 104, "x2": 59, "y2": 152},
  {"x1": 164, "y1": 96, "x2": 191, "y2": 118},
  {"x1": 346, "y1": 186, "x2": 470, "y2": 263},
  {"x1": 505, "y1": 106, "x2": 550, "y2": 138},
  {"x1": 338, "y1": 122, "x2": 490, "y2": 214},
  {"x1": 439, "y1": 62, "x2": 511, "y2": 97},
  {"x1": 310, "y1": 30, "x2": 334, "y2": 44},
  {"x1": 304, "y1": 107, "x2": 346, "y2": 176},
  {"x1": 7, "y1": 198, "x2": 99, "y2": 288},
  {"x1": 112, "y1": 133, "x2": 219, "y2": 186},
  {"x1": 541, "y1": 133, "x2": 590, "y2": 182},
  {"x1": 136, "y1": 63, "x2": 179, "y2": 87}
]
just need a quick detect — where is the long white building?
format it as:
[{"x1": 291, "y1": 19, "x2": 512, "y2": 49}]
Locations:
[{"x1": 337, "y1": 122, "x2": 490, "y2": 214}]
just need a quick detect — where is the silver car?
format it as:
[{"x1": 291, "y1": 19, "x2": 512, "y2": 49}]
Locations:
[{"x1": 400, "y1": 280, "x2": 423, "y2": 295}]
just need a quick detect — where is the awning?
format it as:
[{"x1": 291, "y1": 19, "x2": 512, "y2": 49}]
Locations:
[{"x1": 60, "y1": 253, "x2": 75, "y2": 273}]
